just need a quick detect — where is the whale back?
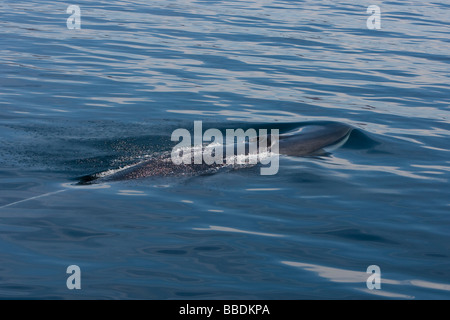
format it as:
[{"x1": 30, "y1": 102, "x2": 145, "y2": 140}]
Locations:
[{"x1": 277, "y1": 122, "x2": 352, "y2": 156}]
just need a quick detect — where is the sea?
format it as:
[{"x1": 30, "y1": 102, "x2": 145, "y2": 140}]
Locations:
[{"x1": 0, "y1": 0, "x2": 449, "y2": 299}]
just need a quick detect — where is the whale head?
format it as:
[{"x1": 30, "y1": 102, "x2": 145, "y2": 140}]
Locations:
[{"x1": 276, "y1": 122, "x2": 352, "y2": 156}]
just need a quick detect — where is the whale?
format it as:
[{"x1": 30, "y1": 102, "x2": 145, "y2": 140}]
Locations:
[
  {"x1": 0, "y1": 121, "x2": 354, "y2": 209},
  {"x1": 77, "y1": 121, "x2": 353, "y2": 185},
  {"x1": 0, "y1": 122, "x2": 356, "y2": 209}
]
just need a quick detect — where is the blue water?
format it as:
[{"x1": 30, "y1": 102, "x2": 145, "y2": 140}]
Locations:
[{"x1": 1, "y1": 0, "x2": 449, "y2": 299}]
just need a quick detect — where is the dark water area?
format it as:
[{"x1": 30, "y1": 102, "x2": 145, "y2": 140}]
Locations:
[{"x1": 0, "y1": 0, "x2": 449, "y2": 299}]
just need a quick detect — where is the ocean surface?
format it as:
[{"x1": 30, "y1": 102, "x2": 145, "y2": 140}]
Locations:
[{"x1": 0, "y1": 0, "x2": 449, "y2": 299}]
